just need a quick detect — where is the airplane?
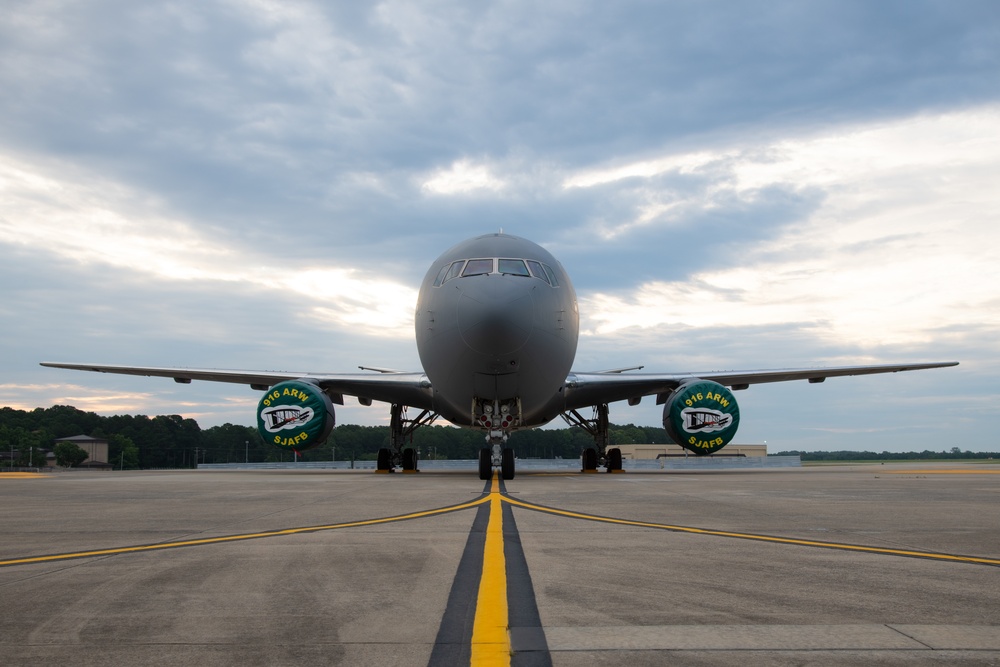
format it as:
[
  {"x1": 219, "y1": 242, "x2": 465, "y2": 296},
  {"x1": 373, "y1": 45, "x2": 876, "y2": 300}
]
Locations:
[{"x1": 43, "y1": 232, "x2": 958, "y2": 479}]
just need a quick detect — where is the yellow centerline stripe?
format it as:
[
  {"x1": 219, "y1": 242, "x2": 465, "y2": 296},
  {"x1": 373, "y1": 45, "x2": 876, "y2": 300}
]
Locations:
[
  {"x1": 0, "y1": 496, "x2": 490, "y2": 568},
  {"x1": 470, "y1": 473, "x2": 511, "y2": 666},
  {"x1": 501, "y1": 496, "x2": 1000, "y2": 567}
]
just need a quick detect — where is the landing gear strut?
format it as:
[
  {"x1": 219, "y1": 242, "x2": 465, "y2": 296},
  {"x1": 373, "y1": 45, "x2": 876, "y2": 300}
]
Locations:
[
  {"x1": 562, "y1": 403, "x2": 623, "y2": 473},
  {"x1": 475, "y1": 397, "x2": 519, "y2": 481},
  {"x1": 376, "y1": 403, "x2": 437, "y2": 473}
]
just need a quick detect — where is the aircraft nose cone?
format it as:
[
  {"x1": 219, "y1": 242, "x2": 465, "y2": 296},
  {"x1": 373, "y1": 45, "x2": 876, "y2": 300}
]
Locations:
[{"x1": 457, "y1": 277, "x2": 534, "y2": 355}]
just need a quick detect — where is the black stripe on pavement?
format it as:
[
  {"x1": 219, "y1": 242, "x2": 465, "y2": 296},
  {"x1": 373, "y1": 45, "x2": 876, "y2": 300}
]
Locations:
[
  {"x1": 428, "y1": 477, "x2": 494, "y2": 666},
  {"x1": 502, "y1": 499, "x2": 552, "y2": 667}
]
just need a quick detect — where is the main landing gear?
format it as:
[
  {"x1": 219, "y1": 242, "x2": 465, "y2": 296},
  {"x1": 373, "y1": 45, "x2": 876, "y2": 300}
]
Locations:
[
  {"x1": 561, "y1": 403, "x2": 624, "y2": 473},
  {"x1": 375, "y1": 403, "x2": 437, "y2": 473}
]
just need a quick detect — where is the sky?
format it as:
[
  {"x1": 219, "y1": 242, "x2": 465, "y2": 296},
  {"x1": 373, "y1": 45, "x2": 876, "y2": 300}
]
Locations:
[{"x1": 2, "y1": 0, "x2": 998, "y2": 452}]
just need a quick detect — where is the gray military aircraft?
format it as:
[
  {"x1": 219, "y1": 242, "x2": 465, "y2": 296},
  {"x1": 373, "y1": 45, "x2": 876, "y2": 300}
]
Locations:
[{"x1": 43, "y1": 233, "x2": 958, "y2": 479}]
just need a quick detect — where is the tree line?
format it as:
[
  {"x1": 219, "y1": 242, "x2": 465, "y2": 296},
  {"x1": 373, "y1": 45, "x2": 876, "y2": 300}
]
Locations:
[
  {"x1": 4, "y1": 405, "x2": 994, "y2": 469},
  {"x1": 1, "y1": 405, "x2": 672, "y2": 469}
]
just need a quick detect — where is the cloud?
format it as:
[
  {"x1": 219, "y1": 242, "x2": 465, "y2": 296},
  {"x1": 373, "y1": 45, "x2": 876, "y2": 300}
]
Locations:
[
  {"x1": 0, "y1": 383, "x2": 160, "y2": 415},
  {"x1": 570, "y1": 107, "x2": 1000, "y2": 350},
  {"x1": 421, "y1": 159, "x2": 506, "y2": 195},
  {"x1": 0, "y1": 154, "x2": 417, "y2": 338}
]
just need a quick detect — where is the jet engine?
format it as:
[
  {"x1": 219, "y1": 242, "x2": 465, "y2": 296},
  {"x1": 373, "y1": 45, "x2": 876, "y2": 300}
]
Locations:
[
  {"x1": 662, "y1": 380, "x2": 740, "y2": 455},
  {"x1": 256, "y1": 380, "x2": 335, "y2": 451}
]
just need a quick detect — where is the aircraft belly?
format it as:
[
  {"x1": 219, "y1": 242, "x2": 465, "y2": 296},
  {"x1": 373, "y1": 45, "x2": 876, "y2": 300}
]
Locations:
[
  {"x1": 422, "y1": 326, "x2": 574, "y2": 428},
  {"x1": 473, "y1": 371, "x2": 519, "y2": 399}
]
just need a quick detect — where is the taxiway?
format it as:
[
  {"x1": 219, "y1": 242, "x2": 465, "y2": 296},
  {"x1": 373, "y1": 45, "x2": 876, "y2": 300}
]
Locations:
[{"x1": 1, "y1": 463, "x2": 998, "y2": 666}]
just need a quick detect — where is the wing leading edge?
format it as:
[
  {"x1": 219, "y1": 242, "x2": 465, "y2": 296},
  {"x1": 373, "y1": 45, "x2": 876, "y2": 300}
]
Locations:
[
  {"x1": 39, "y1": 362, "x2": 434, "y2": 410},
  {"x1": 563, "y1": 361, "x2": 959, "y2": 411}
]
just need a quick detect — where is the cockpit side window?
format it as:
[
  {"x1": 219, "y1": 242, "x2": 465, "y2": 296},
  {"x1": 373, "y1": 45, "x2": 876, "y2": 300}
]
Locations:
[
  {"x1": 542, "y1": 263, "x2": 560, "y2": 287},
  {"x1": 462, "y1": 258, "x2": 494, "y2": 276},
  {"x1": 433, "y1": 264, "x2": 451, "y2": 287},
  {"x1": 443, "y1": 260, "x2": 465, "y2": 283},
  {"x1": 525, "y1": 260, "x2": 550, "y2": 285},
  {"x1": 498, "y1": 258, "x2": 530, "y2": 276}
]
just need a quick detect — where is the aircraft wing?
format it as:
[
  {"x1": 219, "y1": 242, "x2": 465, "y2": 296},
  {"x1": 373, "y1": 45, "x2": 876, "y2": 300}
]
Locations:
[
  {"x1": 42, "y1": 360, "x2": 958, "y2": 417},
  {"x1": 562, "y1": 361, "x2": 959, "y2": 411},
  {"x1": 39, "y1": 362, "x2": 435, "y2": 410}
]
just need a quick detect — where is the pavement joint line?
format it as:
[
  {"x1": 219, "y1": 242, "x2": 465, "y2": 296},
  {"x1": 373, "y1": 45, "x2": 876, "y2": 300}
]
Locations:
[
  {"x1": 887, "y1": 624, "x2": 935, "y2": 650},
  {"x1": 0, "y1": 495, "x2": 491, "y2": 568},
  {"x1": 532, "y1": 624, "x2": 1000, "y2": 651},
  {"x1": 499, "y1": 496, "x2": 1000, "y2": 567},
  {"x1": 886, "y1": 469, "x2": 1000, "y2": 474}
]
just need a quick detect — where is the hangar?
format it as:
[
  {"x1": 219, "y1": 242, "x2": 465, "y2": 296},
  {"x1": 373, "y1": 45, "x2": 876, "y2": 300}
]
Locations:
[
  {"x1": 616, "y1": 443, "x2": 767, "y2": 459},
  {"x1": 53, "y1": 435, "x2": 111, "y2": 469}
]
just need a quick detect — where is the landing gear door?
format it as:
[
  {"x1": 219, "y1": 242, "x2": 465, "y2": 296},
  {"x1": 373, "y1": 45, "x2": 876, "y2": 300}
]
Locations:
[{"x1": 473, "y1": 372, "x2": 519, "y2": 400}]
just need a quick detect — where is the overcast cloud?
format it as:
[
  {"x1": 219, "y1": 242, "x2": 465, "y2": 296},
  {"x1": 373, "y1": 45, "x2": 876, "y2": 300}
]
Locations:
[{"x1": 2, "y1": 0, "x2": 998, "y2": 451}]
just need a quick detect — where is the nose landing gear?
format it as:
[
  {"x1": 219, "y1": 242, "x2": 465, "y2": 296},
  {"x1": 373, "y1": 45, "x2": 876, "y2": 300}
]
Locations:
[
  {"x1": 479, "y1": 437, "x2": 516, "y2": 481},
  {"x1": 475, "y1": 398, "x2": 520, "y2": 480}
]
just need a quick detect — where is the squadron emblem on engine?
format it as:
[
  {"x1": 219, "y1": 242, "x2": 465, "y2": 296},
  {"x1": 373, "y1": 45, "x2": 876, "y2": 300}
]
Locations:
[
  {"x1": 680, "y1": 407, "x2": 732, "y2": 433},
  {"x1": 260, "y1": 405, "x2": 315, "y2": 433}
]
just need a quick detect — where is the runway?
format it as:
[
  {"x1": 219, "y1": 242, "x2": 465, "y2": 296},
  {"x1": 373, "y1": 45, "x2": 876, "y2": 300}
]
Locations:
[{"x1": 2, "y1": 463, "x2": 999, "y2": 666}]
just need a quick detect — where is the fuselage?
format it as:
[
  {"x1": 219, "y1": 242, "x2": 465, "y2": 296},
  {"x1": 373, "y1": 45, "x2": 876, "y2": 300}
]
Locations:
[{"x1": 414, "y1": 233, "x2": 579, "y2": 430}]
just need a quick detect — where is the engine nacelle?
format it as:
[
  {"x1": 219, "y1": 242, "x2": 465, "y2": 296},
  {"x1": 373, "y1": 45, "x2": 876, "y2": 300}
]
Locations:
[
  {"x1": 662, "y1": 380, "x2": 740, "y2": 455},
  {"x1": 256, "y1": 380, "x2": 335, "y2": 452}
]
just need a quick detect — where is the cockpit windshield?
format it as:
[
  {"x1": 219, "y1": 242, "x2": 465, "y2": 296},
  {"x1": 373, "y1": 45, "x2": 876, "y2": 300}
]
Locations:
[
  {"x1": 498, "y1": 258, "x2": 530, "y2": 276},
  {"x1": 462, "y1": 258, "x2": 494, "y2": 276},
  {"x1": 433, "y1": 257, "x2": 560, "y2": 287}
]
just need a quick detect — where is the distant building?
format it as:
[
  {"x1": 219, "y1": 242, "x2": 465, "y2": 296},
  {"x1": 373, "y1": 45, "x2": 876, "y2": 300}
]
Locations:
[
  {"x1": 616, "y1": 443, "x2": 767, "y2": 459},
  {"x1": 53, "y1": 435, "x2": 112, "y2": 469}
]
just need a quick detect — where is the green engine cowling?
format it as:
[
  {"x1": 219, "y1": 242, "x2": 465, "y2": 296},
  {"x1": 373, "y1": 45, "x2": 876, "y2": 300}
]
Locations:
[
  {"x1": 662, "y1": 380, "x2": 740, "y2": 455},
  {"x1": 256, "y1": 380, "x2": 335, "y2": 452}
]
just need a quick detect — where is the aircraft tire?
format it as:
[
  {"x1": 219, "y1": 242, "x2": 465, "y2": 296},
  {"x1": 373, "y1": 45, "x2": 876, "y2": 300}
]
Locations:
[
  {"x1": 478, "y1": 447, "x2": 492, "y2": 480},
  {"x1": 501, "y1": 447, "x2": 515, "y2": 480},
  {"x1": 376, "y1": 448, "x2": 392, "y2": 472},
  {"x1": 402, "y1": 447, "x2": 418, "y2": 471},
  {"x1": 606, "y1": 447, "x2": 622, "y2": 472},
  {"x1": 582, "y1": 447, "x2": 598, "y2": 472}
]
